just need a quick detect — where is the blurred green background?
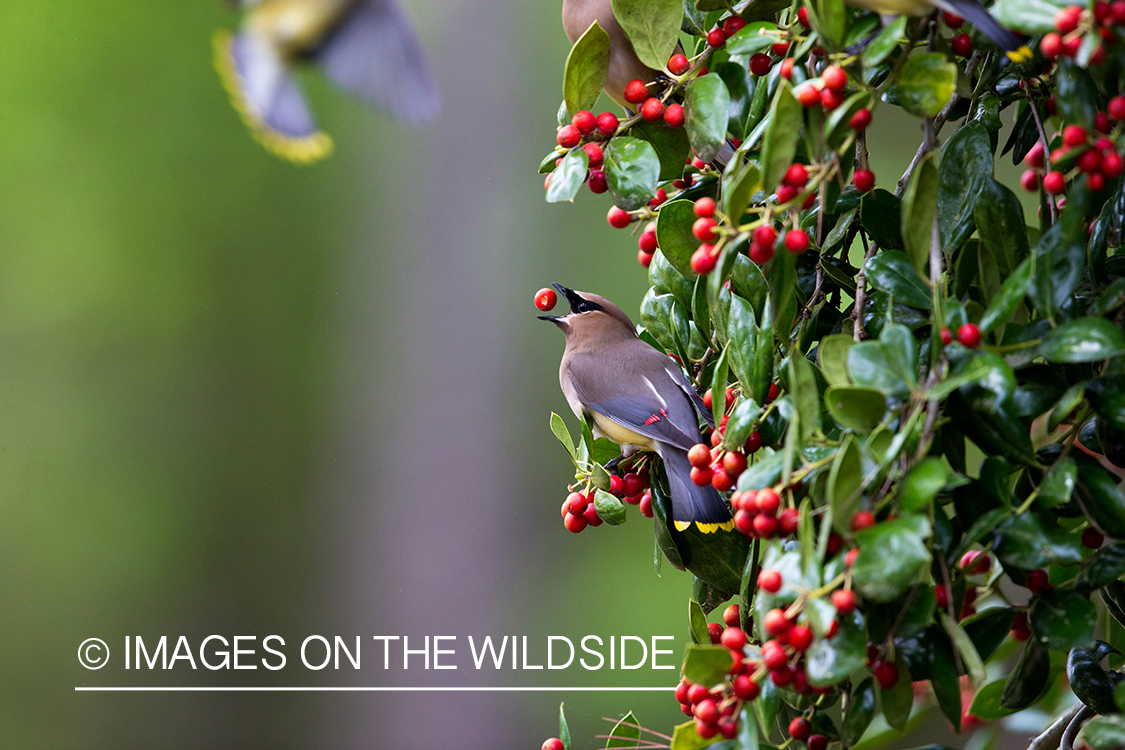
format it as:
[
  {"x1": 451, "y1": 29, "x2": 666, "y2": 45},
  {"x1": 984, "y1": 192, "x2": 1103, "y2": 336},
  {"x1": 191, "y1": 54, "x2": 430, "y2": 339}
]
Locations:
[{"x1": 0, "y1": 1, "x2": 1034, "y2": 748}]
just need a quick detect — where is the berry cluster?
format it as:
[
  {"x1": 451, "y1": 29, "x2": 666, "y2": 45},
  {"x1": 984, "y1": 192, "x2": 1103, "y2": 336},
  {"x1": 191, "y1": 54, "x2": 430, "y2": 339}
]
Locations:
[
  {"x1": 1041, "y1": 1, "x2": 1125, "y2": 62},
  {"x1": 559, "y1": 469, "x2": 653, "y2": 534},
  {"x1": 1020, "y1": 122, "x2": 1125, "y2": 197}
]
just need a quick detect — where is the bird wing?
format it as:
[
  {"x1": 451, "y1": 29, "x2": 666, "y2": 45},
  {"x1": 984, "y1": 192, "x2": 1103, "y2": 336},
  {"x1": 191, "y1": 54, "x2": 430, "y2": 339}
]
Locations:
[
  {"x1": 929, "y1": 0, "x2": 1025, "y2": 54},
  {"x1": 315, "y1": 0, "x2": 441, "y2": 124},
  {"x1": 566, "y1": 343, "x2": 707, "y2": 452}
]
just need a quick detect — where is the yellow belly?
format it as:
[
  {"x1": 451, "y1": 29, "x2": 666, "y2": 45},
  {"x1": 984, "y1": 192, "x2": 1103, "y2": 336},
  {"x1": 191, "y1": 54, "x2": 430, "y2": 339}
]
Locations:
[
  {"x1": 590, "y1": 411, "x2": 655, "y2": 451},
  {"x1": 250, "y1": 0, "x2": 353, "y2": 53}
]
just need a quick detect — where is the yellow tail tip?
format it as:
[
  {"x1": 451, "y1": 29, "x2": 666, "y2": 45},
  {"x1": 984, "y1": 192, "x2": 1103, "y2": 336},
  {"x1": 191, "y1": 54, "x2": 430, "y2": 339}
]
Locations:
[
  {"x1": 212, "y1": 29, "x2": 334, "y2": 165},
  {"x1": 1007, "y1": 46, "x2": 1034, "y2": 64},
  {"x1": 677, "y1": 519, "x2": 737, "y2": 533}
]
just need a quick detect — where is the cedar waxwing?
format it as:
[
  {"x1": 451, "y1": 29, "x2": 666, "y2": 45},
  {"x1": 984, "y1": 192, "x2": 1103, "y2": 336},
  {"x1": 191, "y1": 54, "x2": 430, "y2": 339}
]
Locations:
[
  {"x1": 844, "y1": 0, "x2": 1032, "y2": 61},
  {"x1": 562, "y1": 0, "x2": 661, "y2": 108},
  {"x1": 540, "y1": 284, "x2": 733, "y2": 532},
  {"x1": 215, "y1": 0, "x2": 441, "y2": 164}
]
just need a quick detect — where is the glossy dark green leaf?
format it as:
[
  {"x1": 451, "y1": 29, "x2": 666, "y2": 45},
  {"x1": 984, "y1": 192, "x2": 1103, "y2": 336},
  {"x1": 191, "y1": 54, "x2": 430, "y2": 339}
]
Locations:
[
  {"x1": 808, "y1": 0, "x2": 847, "y2": 48},
  {"x1": 753, "y1": 675, "x2": 780, "y2": 740},
  {"x1": 563, "y1": 21, "x2": 610, "y2": 115},
  {"x1": 969, "y1": 679, "x2": 1017, "y2": 720},
  {"x1": 852, "y1": 516, "x2": 932, "y2": 602},
  {"x1": 689, "y1": 598, "x2": 710, "y2": 645},
  {"x1": 682, "y1": 644, "x2": 735, "y2": 686},
  {"x1": 760, "y1": 80, "x2": 801, "y2": 193},
  {"x1": 739, "y1": 538, "x2": 759, "y2": 635},
  {"x1": 951, "y1": 507, "x2": 1012, "y2": 564},
  {"x1": 818, "y1": 334, "x2": 854, "y2": 387},
  {"x1": 650, "y1": 247, "x2": 696, "y2": 312},
  {"x1": 727, "y1": 294, "x2": 759, "y2": 395},
  {"x1": 605, "y1": 136, "x2": 661, "y2": 210},
  {"x1": 1084, "y1": 715, "x2": 1125, "y2": 750},
  {"x1": 1077, "y1": 463, "x2": 1125, "y2": 539},
  {"x1": 726, "y1": 21, "x2": 783, "y2": 55},
  {"x1": 888, "y1": 53, "x2": 958, "y2": 118},
  {"x1": 807, "y1": 610, "x2": 868, "y2": 687},
  {"x1": 607, "y1": 711, "x2": 641, "y2": 748},
  {"x1": 824, "y1": 385, "x2": 885, "y2": 434},
  {"x1": 752, "y1": 299, "x2": 776, "y2": 409},
  {"x1": 789, "y1": 352, "x2": 819, "y2": 442},
  {"x1": 1037, "y1": 457, "x2": 1076, "y2": 509},
  {"x1": 1077, "y1": 544, "x2": 1125, "y2": 592},
  {"x1": 974, "y1": 178, "x2": 1029, "y2": 281},
  {"x1": 847, "y1": 340, "x2": 907, "y2": 397},
  {"x1": 546, "y1": 147, "x2": 589, "y2": 203},
  {"x1": 859, "y1": 189, "x2": 904, "y2": 250},
  {"x1": 844, "y1": 677, "x2": 876, "y2": 746},
  {"x1": 979, "y1": 255, "x2": 1031, "y2": 334},
  {"x1": 633, "y1": 119, "x2": 693, "y2": 181},
  {"x1": 880, "y1": 323, "x2": 918, "y2": 388},
  {"x1": 641, "y1": 289, "x2": 691, "y2": 363},
  {"x1": 962, "y1": 607, "x2": 1018, "y2": 662},
  {"x1": 611, "y1": 0, "x2": 683, "y2": 69},
  {"x1": 1056, "y1": 58, "x2": 1098, "y2": 129},
  {"x1": 721, "y1": 158, "x2": 760, "y2": 223},
  {"x1": 941, "y1": 611, "x2": 986, "y2": 685},
  {"x1": 685, "y1": 74, "x2": 732, "y2": 163},
  {"x1": 828, "y1": 435, "x2": 863, "y2": 532},
  {"x1": 945, "y1": 353, "x2": 1036, "y2": 465},
  {"x1": 559, "y1": 702, "x2": 572, "y2": 749},
  {"x1": 1031, "y1": 221, "x2": 1086, "y2": 320},
  {"x1": 656, "y1": 199, "x2": 702, "y2": 277},
  {"x1": 938, "y1": 122, "x2": 993, "y2": 253},
  {"x1": 768, "y1": 245, "x2": 800, "y2": 336},
  {"x1": 1088, "y1": 376, "x2": 1125, "y2": 431},
  {"x1": 930, "y1": 631, "x2": 962, "y2": 732},
  {"x1": 898, "y1": 458, "x2": 947, "y2": 512},
  {"x1": 594, "y1": 489, "x2": 627, "y2": 525},
  {"x1": 991, "y1": 0, "x2": 1070, "y2": 33},
  {"x1": 1049, "y1": 384, "x2": 1087, "y2": 432},
  {"x1": 901, "y1": 152, "x2": 938, "y2": 275},
  {"x1": 864, "y1": 252, "x2": 931, "y2": 309},
  {"x1": 649, "y1": 468, "x2": 686, "y2": 571},
  {"x1": 1030, "y1": 589, "x2": 1096, "y2": 651},
  {"x1": 673, "y1": 524, "x2": 750, "y2": 596},
  {"x1": 882, "y1": 656, "x2": 914, "y2": 730},
  {"x1": 737, "y1": 449, "x2": 784, "y2": 491},
  {"x1": 713, "y1": 62, "x2": 753, "y2": 140},
  {"x1": 994, "y1": 512, "x2": 1083, "y2": 570},
  {"x1": 1001, "y1": 638, "x2": 1050, "y2": 709},
  {"x1": 862, "y1": 16, "x2": 906, "y2": 67},
  {"x1": 1040, "y1": 317, "x2": 1125, "y2": 363}
]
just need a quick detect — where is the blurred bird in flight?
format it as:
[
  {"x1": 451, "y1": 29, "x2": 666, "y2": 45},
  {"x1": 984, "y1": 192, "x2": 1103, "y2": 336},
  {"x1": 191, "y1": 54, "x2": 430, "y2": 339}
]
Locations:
[{"x1": 215, "y1": 0, "x2": 441, "y2": 164}]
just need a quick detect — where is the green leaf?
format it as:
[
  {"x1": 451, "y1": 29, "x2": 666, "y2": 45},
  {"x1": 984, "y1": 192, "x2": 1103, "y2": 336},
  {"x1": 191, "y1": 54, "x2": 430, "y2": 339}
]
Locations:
[
  {"x1": 650, "y1": 246, "x2": 696, "y2": 312},
  {"x1": 689, "y1": 599, "x2": 710, "y2": 645},
  {"x1": 897, "y1": 457, "x2": 947, "y2": 512},
  {"x1": 611, "y1": 0, "x2": 683, "y2": 70},
  {"x1": 824, "y1": 385, "x2": 886, "y2": 434},
  {"x1": 1085, "y1": 715, "x2": 1125, "y2": 750},
  {"x1": 993, "y1": 512, "x2": 1084, "y2": 570},
  {"x1": 722, "y1": 158, "x2": 761, "y2": 223},
  {"x1": 1088, "y1": 376, "x2": 1125, "y2": 431},
  {"x1": 1049, "y1": 384, "x2": 1087, "y2": 433},
  {"x1": 751, "y1": 298, "x2": 775, "y2": 408},
  {"x1": 951, "y1": 507, "x2": 1013, "y2": 565},
  {"x1": 974, "y1": 178, "x2": 1029, "y2": 280},
  {"x1": 671, "y1": 720, "x2": 724, "y2": 750},
  {"x1": 979, "y1": 255, "x2": 1031, "y2": 334},
  {"x1": 1030, "y1": 589, "x2": 1097, "y2": 651},
  {"x1": 1036, "y1": 457, "x2": 1077, "y2": 509},
  {"x1": 844, "y1": 677, "x2": 876, "y2": 746},
  {"x1": 759, "y1": 80, "x2": 802, "y2": 194},
  {"x1": 550, "y1": 412, "x2": 576, "y2": 459},
  {"x1": 808, "y1": 0, "x2": 847, "y2": 48},
  {"x1": 594, "y1": 489, "x2": 627, "y2": 525},
  {"x1": 852, "y1": 516, "x2": 932, "y2": 602},
  {"x1": 563, "y1": 21, "x2": 611, "y2": 116},
  {"x1": 682, "y1": 644, "x2": 735, "y2": 686},
  {"x1": 847, "y1": 341, "x2": 907, "y2": 397},
  {"x1": 606, "y1": 711, "x2": 640, "y2": 748},
  {"x1": 969, "y1": 679, "x2": 1017, "y2": 720},
  {"x1": 673, "y1": 524, "x2": 750, "y2": 595},
  {"x1": 560, "y1": 703, "x2": 572, "y2": 750},
  {"x1": 938, "y1": 122, "x2": 993, "y2": 253},
  {"x1": 789, "y1": 352, "x2": 819, "y2": 443},
  {"x1": 727, "y1": 294, "x2": 759, "y2": 396},
  {"x1": 930, "y1": 631, "x2": 963, "y2": 732},
  {"x1": 940, "y1": 611, "x2": 986, "y2": 685},
  {"x1": 817, "y1": 334, "x2": 854, "y2": 387},
  {"x1": 1031, "y1": 221, "x2": 1087, "y2": 320},
  {"x1": 828, "y1": 435, "x2": 863, "y2": 531},
  {"x1": 1077, "y1": 463, "x2": 1125, "y2": 539},
  {"x1": 737, "y1": 450, "x2": 784, "y2": 491},
  {"x1": 962, "y1": 607, "x2": 1018, "y2": 662},
  {"x1": 633, "y1": 119, "x2": 693, "y2": 181},
  {"x1": 685, "y1": 74, "x2": 732, "y2": 163},
  {"x1": 1056, "y1": 58, "x2": 1098, "y2": 128},
  {"x1": 807, "y1": 610, "x2": 868, "y2": 687},
  {"x1": 901, "y1": 152, "x2": 938, "y2": 275},
  {"x1": 887, "y1": 53, "x2": 957, "y2": 118},
  {"x1": 641, "y1": 289, "x2": 691, "y2": 366},
  {"x1": 546, "y1": 147, "x2": 589, "y2": 203},
  {"x1": 862, "y1": 16, "x2": 906, "y2": 67},
  {"x1": 863, "y1": 252, "x2": 932, "y2": 309},
  {"x1": 724, "y1": 397, "x2": 762, "y2": 453},
  {"x1": 713, "y1": 62, "x2": 753, "y2": 141},
  {"x1": 1040, "y1": 317, "x2": 1125, "y2": 363},
  {"x1": 1002, "y1": 638, "x2": 1050, "y2": 709},
  {"x1": 726, "y1": 21, "x2": 783, "y2": 55},
  {"x1": 656, "y1": 200, "x2": 701, "y2": 277},
  {"x1": 881, "y1": 656, "x2": 913, "y2": 730},
  {"x1": 880, "y1": 323, "x2": 918, "y2": 389},
  {"x1": 650, "y1": 470, "x2": 686, "y2": 571},
  {"x1": 1078, "y1": 544, "x2": 1125, "y2": 592},
  {"x1": 860, "y1": 189, "x2": 904, "y2": 250},
  {"x1": 605, "y1": 136, "x2": 661, "y2": 210},
  {"x1": 991, "y1": 0, "x2": 1071, "y2": 33},
  {"x1": 945, "y1": 353, "x2": 1036, "y2": 465},
  {"x1": 711, "y1": 347, "x2": 731, "y2": 433}
]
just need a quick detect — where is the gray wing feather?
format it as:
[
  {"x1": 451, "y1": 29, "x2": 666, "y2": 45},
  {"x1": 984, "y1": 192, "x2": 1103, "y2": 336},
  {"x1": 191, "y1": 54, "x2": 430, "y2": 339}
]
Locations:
[{"x1": 231, "y1": 30, "x2": 319, "y2": 138}]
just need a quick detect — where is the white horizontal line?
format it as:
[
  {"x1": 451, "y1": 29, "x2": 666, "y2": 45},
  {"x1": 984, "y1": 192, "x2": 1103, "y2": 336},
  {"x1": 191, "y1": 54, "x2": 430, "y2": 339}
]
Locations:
[{"x1": 75, "y1": 686, "x2": 674, "y2": 692}]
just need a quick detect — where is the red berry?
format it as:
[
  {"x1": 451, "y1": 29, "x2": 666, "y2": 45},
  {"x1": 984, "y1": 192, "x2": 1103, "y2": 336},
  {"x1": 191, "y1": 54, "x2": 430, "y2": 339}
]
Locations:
[
  {"x1": 1025, "y1": 569, "x2": 1049, "y2": 594},
  {"x1": 596, "y1": 112, "x2": 619, "y2": 136},
  {"x1": 753, "y1": 514, "x2": 779, "y2": 537},
  {"x1": 935, "y1": 584, "x2": 949, "y2": 608},
  {"x1": 1020, "y1": 169, "x2": 1040, "y2": 192},
  {"x1": 940, "y1": 327, "x2": 954, "y2": 346},
  {"x1": 1043, "y1": 171, "x2": 1066, "y2": 195},
  {"x1": 850, "y1": 107, "x2": 872, "y2": 131},
  {"x1": 638, "y1": 230, "x2": 658, "y2": 254},
  {"x1": 572, "y1": 110, "x2": 596, "y2": 135},
  {"x1": 535, "y1": 287, "x2": 557, "y2": 311},
  {"x1": 588, "y1": 169, "x2": 608, "y2": 194},
  {"x1": 609, "y1": 474, "x2": 624, "y2": 496},
  {"x1": 690, "y1": 246, "x2": 718, "y2": 275},
  {"x1": 648, "y1": 188, "x2": 668, "y2": 208},
  {"x1": 745, "y1": 431, "x2": 764, "y2": 455},
  {"x1": 675, "y1": 679, "x2": 691, "y2": 704},
  {"x1": 764, "y1": 608, "x2": 791, "y2": 636},
  {"x1": 822, "y1": 65, "x2": 847, "y2": 91},
  {"x1": 693, "y1": 217, "x2": 718, "y2": 242},
  {"x1": 1056, "y1": 5, "x2": 1081, "y2": 34},
  {"x1": 688, "y1": 684, "x2": 710, "y2": 704},
  {"x1": 779, "y1": 57, "x2": 795, "y2": 80},
  {"x1": 688, "y1": 443, "x2": 711, "y2": 468},
  {"x1": 723, "y1": 604, "x2": 740, "y2": 628},
  {"x1": 775, "y1": 183, "x2": 799, "y2": 204},
  {"x1": 1063, "y1": 35, "x2": 1082, "y2": 57},
  {"x1": 691, "y1": 464, "x2": 714, "y2": 486},
  {"x1": 623, "y1": 80, "x2": 649, "y2": 104},
  {"x1": 660, "y1": 102, "x2": 684, "y2": 128},
  {"x1": 944, "y1": 11, "x2": 965, "y2": 27},
  {"x1": 1063, "y1": 124, "x2": 1088, "y2": 147},
  {"x1": 789, "y1": 717, "x2": 812, "y2": 740},
  {"x1": 723, "y1": 451, "x2": 747, "y2": 476},
  {"x1": 952, "y1": 33, "x2": 972, "y2": 57},
  {"x1": 724, "y1": 16, "x2": 748, "y2": 36},
  {"x1": 1096, "y1": 112, "x2": 1111, "y2": 134},
  {"x1": 798, "y1": 7, "x2": 811, "y2": 27},
  {"x1": 707, "y1": 623, "x2": 724, "y2": 644},
  {"x1": 564, "y1": 512, "x2": 587, "y2": 533},
  {"x1": 711, "y1": 467, "x2": 734, "y2": 492},
  {"x1": 733, "y1": 673, "x2": 759, "y2": 700},
  {"x1": 1083, "y1": 526, "x2": 1105, "y2": 549},
  {"x1": 641, "y1": 97, "x2": 665, "y2": 122},
  {"x1": 693, "y1": 197, "x2": 716, "y2": 218},
  {"x1": 874, "y1": 660, "x2": 899, "y2": 689},
  {"x1": 827, "y1": 531, "x2": 843, "y2": 556},
  {"x1": 767, "y1": 383, "x2": 780, "y2": 403},
  {"x1": 639, "y1": 491, "x2": 653, "y2": 517},
  {"x1": 759, "y1": 569, "x2": 783, "y2": 593},
  {"x1": 756, "y1": 488, "x2": 780, "y2": 515},
  {"x1": 779, "y1": 507, "x2": 799, "y2": 535},
  {"x1": 772, "y1": 41, "x2": 791, "y2": 55},
  {"x1": 543, "y1": 738, "x2": 565, "y2": 750},
  {"x1": 1089, "y1": 173, "x2": 1107, "y2": 192},
  {"x1": 1103, "y1": 152, "x2": 1124, "y2": 179},
  {"x1": 1025, "y1": 141, "x2": 1046, "y2": 168},
  {"x1": 820, "y1": 87, "x2": 845, "y2": 110},
  {"x1": 707, "y1": 27, "x2": 727, "y2": 47},
  {"x1": 749, "y1": 53, "x2": 772, "y2": 76},
  {"x1": 957, "y1": 323, "x2": 981, "y2": 348},
  {"x1": 853, "y1": 169, "x2": 875, "y2": 192},
  {"x1": 668, "y1": 53, "x2": 690, "y2": 76},
  {"x1": 785, "y1": 228, "x2": 809, "y2": 254},
  {"x1": 785, "y1": 163, "x2": 809, "y2": 187},
  {"x1": 1110, "y1": 96, "x2": 1125, "y2": 121},
  {"x1": 557, "y1": 124, "x2": 581, "y2": 148},
  {"x1": 753, "y1": 225, "x2": 777, "y2": 248},
  {"x1": 1113, "y1": 0, "x2": 1125, "y2": 23},
  {"x1": 694, "y1": 698, "x2": 719, "y2": 723},
  {"x1": 808, "y1": 735, "x2": 828, "y2": 750},
  {"x1": 789, "y1": 625, "x2": 814, "y2": 652},
  {"x1": 566, "y1": 492, "x2": 589, "y2": 515},
  {"x1": 607, "y1": 206, "x2": 632, "y2": 228},
  {"x1": 851, "y1": 510, "x2": 876, "y2": 531},
  {"x1": 734, "y1": 509, "x2": 755, "y2": 535},
  {"x1": 583, "y1": 142, "x2": 604, "y2": 167},
  {"x1": 771, "y1": 664, "x2": 794, "y2": 686},
  {"x1": 960, "y1": 550, "x2": 991, "y2": 574},
  {"x1": 845, "y1": 548, "x2": 860, "y2": 568},
  {"x1": 749, "y1": 242, "x2": 774, "y2": 265},
  {"x1": 1041, "y1": 32, "x2": 1063, "y2": 59},
  {"x1": 721, "y1": 627, "x2": 747, "y2": 650},
  {"x1": 718, "y1": 720, "x2": 738, "y2": 740},
  {"x1": 583, "y1": 502, "x2": 602, "y2": 526},
  {"x1": 796, "y1": 83, "x2": 820, "y2": 108},
  {"x1": 831, "y1": 589, "x2": 857, "y2": 614}
]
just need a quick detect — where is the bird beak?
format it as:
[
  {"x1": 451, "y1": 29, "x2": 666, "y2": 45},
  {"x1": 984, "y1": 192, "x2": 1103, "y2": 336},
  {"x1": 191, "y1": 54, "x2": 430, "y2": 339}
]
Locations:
[{"x1": 552, "y1": 283, "x2": 587, "y2": 314}]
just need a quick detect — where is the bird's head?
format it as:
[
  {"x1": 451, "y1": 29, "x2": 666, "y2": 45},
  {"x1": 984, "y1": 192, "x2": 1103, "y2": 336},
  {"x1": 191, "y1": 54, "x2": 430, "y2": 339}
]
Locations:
[{"x1": 538, "y1": 284, "x2": 637, "y2": 345}]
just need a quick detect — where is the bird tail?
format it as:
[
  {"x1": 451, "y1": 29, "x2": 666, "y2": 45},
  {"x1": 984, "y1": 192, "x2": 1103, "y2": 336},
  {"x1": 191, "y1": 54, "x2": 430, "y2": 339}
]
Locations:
[
  {"x1": 933, "y1": 0, "x2": 1033, "y2": 62},
  {"x1": 315, "y1": 0, "x2": 441, "y2": 125},
  {"x1": 213, "y1": 29, "x2": 334, "y2": 164},
  {"x1": 658, "y1": 445, "x2": 733, "y2": 533}
]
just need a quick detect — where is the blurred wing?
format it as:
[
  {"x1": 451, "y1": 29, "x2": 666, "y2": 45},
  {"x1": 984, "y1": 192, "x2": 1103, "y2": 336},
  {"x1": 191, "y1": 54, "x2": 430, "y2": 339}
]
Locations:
[
  {"x1": 214, "y1": 28, "x2": 333, "y2": 163},
  {"x1": 316, "y1": 0, "x2": 441, "y2": 124}
]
